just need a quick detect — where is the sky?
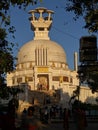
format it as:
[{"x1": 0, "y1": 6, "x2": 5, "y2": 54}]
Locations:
[{"x1": 8, "y1": 0, "x2": 98, "y2": 70}]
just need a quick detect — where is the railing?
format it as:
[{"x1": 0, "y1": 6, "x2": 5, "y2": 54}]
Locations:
[
  {"x1": 50, "y1": 115, "x2": 98, "y2": 123},
  {"x1": 86, "y1": 115, "x2": 98, "y2": 122}
]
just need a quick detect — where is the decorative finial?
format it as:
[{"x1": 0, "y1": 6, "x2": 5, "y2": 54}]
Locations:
[{"x1": 29, "y1": 7, "x2": 54, "y2": 40}]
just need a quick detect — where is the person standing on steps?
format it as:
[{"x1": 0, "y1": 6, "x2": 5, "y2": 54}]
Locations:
[{"x1": 21, "y1": 106, "x2": 45, "y2": 130}]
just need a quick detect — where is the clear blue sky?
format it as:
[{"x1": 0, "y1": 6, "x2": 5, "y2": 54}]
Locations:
[{"x1": 9, "y1": 0, "x2": 97, "y2": 70}]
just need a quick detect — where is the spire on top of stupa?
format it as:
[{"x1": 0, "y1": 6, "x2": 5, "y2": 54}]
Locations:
[{"x1": 29, "y1": 7, "x2": 54, "y2": 40}]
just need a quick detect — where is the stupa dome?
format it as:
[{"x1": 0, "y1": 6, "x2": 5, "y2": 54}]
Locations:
[{"x1": 17, "y1": 39, "x2": 67, "y2": 64}]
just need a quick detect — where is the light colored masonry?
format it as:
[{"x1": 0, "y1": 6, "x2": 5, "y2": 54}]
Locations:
[{"x1": 7, "y1": 7, "x2": 98, "y2": 110}]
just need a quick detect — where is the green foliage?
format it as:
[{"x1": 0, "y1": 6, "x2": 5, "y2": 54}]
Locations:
[
  {"x1": 0, "y1": 84, "x2": 24, "y2": 99},
  {"x1": 0, "y1": 27, "x2": 14, "y2": 86},
  {"x1": 78, "y1": 63, "x2": 98, "y2": 93},
  {"x1": 0, "y1": 84, "x2": 10, "y2": 99},
  {"x1": 0, "y1": 0, "x2": 38, "y2": 99},
  {"x1": 73, "y1": 85, "x2": 80, "y2": 97},
  {"x1": 66, "y1": 0, "x2": 98, "y2": 33},
  {"x1": 9, "y1": 86, "x2": 24, "y2": 96}
]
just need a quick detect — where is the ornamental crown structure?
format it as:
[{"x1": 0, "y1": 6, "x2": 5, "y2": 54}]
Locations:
[{"x1": 28, "y1": 7, "x2": 54, "y2": 40}]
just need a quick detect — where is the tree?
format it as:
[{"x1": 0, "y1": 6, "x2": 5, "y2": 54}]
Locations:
[
  {"x1": 66, "y1": 0, "x2": 98, "y2": 33},
  {"x1": 0, "y1": 28, "x2": 14, "y2": 87},
  {"x1": 0, "y1": 0, "x2": 38, "y2": 99},
  {"x1": 78, "y1": 35, "x2": 98, "y2": 92},
  {"x1": 78, "y1": 64, "x2": 98, "y2": 93},
  {"x1": 69, "y1": 85, "x2": 80, "y2": 105}
]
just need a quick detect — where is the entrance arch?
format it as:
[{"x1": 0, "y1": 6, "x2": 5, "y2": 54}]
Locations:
[{"x1": 37, "y1": 74, "x2": 49, "y2": 90}]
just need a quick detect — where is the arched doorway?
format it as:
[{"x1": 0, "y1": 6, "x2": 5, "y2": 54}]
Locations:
[{"x1": 37, "y1": 74, "x2": 49, "y2": 90}]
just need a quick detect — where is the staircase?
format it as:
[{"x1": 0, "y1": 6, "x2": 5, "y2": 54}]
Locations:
[
  {"x1": 18, "y1": 89, "x2": 61, "y2": 113},
  {"x1": 28, "y1": 89, "x2": 61, "y2": 106}
]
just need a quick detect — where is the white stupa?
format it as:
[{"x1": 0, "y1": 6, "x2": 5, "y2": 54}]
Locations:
[{"x1": 7, "y1": 7, "x2": 98, "y2": 109}]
